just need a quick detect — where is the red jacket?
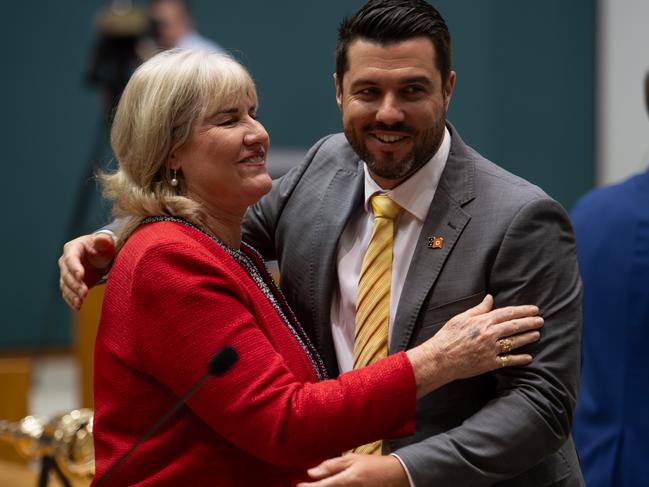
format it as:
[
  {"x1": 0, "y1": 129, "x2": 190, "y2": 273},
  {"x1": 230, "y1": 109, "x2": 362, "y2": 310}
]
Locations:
[{"x1": 92, "y1": 220, "x2": 416, "y2": 486}]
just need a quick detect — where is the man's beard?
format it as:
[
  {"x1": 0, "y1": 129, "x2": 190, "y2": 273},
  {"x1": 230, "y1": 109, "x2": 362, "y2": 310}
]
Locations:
[{"x1": 344, "y1": 117, "x2": 445, "y2": 182}]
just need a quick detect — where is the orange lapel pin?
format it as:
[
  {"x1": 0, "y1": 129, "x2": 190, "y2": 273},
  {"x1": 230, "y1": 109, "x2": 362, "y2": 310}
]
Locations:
[{"x1": 428, "y1": 236, "x2": 444, "y2": 249}]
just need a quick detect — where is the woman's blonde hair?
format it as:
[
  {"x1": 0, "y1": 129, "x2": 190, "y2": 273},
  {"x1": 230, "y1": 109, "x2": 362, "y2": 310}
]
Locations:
[{"x1": 102, "y1": 48, "x2": 258, "y2": 245}]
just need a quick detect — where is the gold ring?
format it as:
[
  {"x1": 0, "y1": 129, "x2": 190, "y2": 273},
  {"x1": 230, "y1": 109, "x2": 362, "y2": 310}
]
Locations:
[
  {"x1": 498, "y1": 338, "x2": 513, "y2": 354},
  {"x1": 499, "y1": 355, "x2": 509, "y2": 368}
]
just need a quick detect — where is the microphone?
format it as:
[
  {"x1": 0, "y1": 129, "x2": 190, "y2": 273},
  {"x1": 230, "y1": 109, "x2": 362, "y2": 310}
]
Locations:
[
  {"x1": 208, "y1": 346, "x2": 238, "y2": 375},
  {"x1": 94, "y1": 346, "x2": 238, "y2": 487}
]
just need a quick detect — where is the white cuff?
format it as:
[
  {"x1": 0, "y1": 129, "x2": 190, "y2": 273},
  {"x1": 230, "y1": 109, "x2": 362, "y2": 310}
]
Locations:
[
  {"x1": 94, "y1": 229, "x2": 118, "y2": 246},
  {"x1": 390, "y1": 453, "x2": 416, "y2": 487}
]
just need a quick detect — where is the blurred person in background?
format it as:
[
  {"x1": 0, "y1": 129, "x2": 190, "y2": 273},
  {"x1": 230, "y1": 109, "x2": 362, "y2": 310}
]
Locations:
[
  {"x1": 571, "y1": 71, "x2": 649, "y2": 487},
  {"x1": 148, "y1": 0, "x2": 223, "y2": 53},
  {"x1": 90, "y1": 48, "x2": 542, "y2": 486}
]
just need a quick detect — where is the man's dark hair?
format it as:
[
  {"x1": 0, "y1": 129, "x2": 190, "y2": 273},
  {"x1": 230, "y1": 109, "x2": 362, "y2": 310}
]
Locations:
[{"x1": 335, "y1": 0, "x2": 451, "y2": 87}]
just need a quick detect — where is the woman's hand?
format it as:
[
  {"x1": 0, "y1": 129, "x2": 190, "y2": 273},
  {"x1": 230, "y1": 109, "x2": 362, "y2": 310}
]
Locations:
[{"x1": 407, "y1": 294, "x2": 543, "y2": 398}]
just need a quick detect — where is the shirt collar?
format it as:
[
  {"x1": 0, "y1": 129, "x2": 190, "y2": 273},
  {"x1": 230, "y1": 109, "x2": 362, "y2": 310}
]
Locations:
[{"x1": 363, "y1": 126, "x2": 450, "y2": 221}]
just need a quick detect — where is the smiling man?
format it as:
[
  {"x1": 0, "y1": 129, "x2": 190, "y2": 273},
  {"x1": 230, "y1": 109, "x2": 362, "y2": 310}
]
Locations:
[
  {"x1": 246, "y1": 2, "x2": 584, "y2": 485},
  {"x1": 59, "y1": 1, "x2": 584, "y2": 485}
]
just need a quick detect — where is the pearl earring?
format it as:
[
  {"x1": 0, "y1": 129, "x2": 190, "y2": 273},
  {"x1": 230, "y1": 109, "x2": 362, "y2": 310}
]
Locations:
[{"x1": 171, "y1": 169, "x2": 179, "y2": 187}]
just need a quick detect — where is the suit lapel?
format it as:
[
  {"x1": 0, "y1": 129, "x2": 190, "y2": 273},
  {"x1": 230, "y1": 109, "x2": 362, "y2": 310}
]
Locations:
[
  {"x1": 390, "y1": 125, "x2": 476, "y2": 352},
  {"x1": 310, "y1": 163, "x2": 364, "y2": 377}
]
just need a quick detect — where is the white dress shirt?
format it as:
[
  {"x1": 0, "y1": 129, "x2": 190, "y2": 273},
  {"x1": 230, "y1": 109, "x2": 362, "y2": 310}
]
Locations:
[
  {"x1": 331, "y1": 127, "x2": 450, "y2": 372},
  {"x1": 330, "y1": 127, "x2": 450, "y2": 486}
]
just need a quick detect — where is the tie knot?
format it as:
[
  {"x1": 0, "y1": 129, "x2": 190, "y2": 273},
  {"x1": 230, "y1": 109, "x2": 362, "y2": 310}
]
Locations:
[{"x1": 371, "y1": 194, "x2": 401, "y2": 219}]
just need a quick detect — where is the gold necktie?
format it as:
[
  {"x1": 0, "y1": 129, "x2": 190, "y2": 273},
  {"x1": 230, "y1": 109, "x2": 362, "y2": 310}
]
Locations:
[{"x1": 353, "y1": 194, "x2": 401, "y2": 455}]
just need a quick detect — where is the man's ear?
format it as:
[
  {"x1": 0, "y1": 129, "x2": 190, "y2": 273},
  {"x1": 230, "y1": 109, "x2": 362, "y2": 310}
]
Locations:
[
  {"x1": 334, "y1": 73, "x2": 342, "y2": 109},
  {"x1": 443, "y1": 70, "x2": 457, "y2": 112}
]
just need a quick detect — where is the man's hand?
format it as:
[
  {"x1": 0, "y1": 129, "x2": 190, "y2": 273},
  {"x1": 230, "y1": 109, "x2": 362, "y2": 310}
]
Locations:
[
  {"x1": 58, "y1": 233, "x2": 115, "y2": 310},
  {"x1": 297, "y1": 454, "x2": 409, "y2": 487}
]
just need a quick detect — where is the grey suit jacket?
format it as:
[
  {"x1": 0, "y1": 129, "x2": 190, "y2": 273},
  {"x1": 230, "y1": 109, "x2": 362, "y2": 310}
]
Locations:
[{"x1": 243, "y1": 124, "x2": 584, "y2": 486}]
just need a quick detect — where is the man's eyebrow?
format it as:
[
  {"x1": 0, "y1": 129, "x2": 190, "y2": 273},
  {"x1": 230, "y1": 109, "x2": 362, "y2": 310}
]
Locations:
[
  {"x1": 349, "y1": 76, "x2": 434, "y2": 90},
  {"x1": 399, "y1": 76, "x2": 434, "y2": 86}
]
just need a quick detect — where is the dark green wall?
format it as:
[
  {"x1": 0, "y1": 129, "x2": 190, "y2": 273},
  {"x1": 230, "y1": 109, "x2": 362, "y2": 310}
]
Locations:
[{"x1": 0, "y1": 0, "x2": 594, "y2": 349}]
